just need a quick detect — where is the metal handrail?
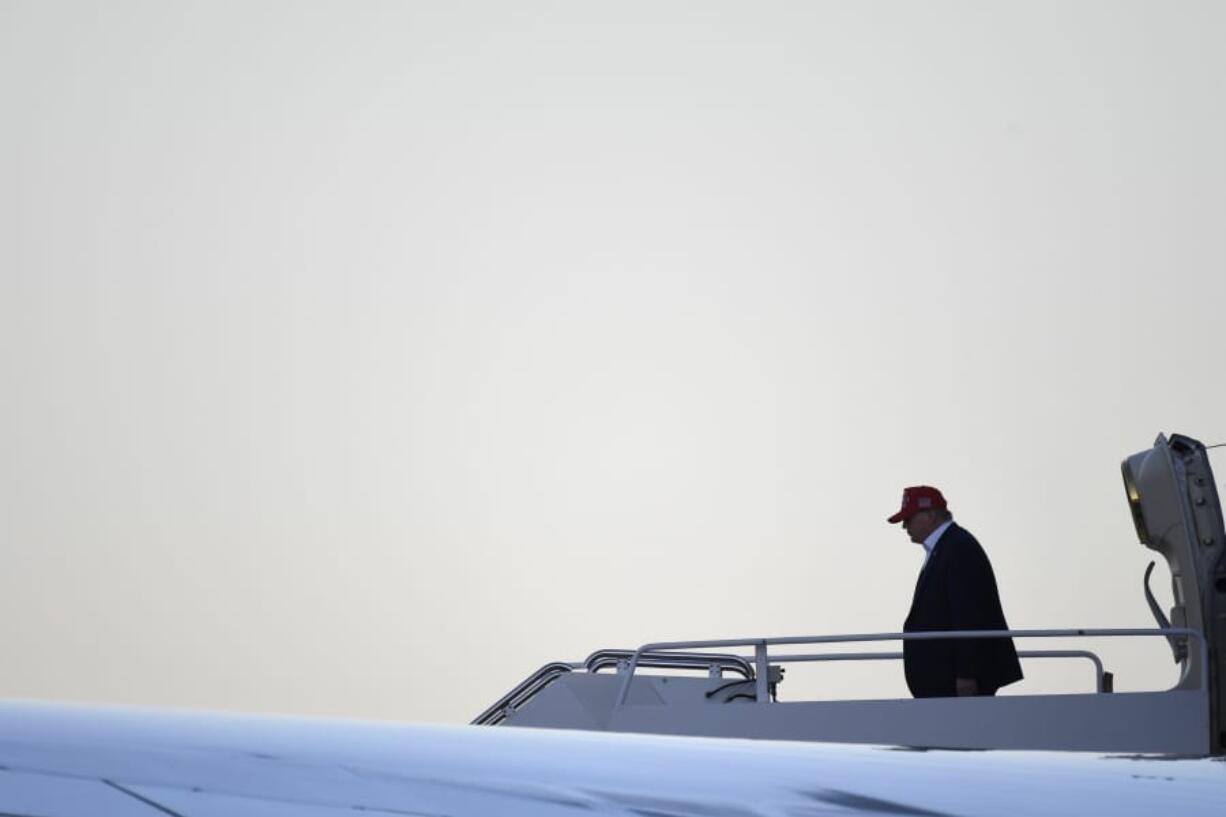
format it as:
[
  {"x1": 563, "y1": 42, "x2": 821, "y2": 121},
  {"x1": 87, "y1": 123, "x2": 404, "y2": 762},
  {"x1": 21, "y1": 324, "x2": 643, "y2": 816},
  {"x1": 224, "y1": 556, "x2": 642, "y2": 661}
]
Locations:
[
  {"x1": 614, "y1": 628, "x2": 1209, "y2": 707},
  {"x1": 473, "y1": 651, "x2": 756, "y2": 725},
  {"x1": 583, "y1": 649, "x2": 754, "y2": 679},
  {"x1": 472, "y1": 662, "x2": 575, "y2": 725},
  {"x1": 1020, "y1": 650, "x2": 1107, "y2": 692},
  {"x1": 766, "y1": 649, "x2": 1107, "y2": 693}
]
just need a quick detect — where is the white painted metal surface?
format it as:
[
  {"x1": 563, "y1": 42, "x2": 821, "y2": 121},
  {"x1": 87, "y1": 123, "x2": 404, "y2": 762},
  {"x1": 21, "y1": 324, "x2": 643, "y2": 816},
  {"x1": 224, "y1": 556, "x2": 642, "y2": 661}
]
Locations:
[
  {"x1": 509, "y1": 673, "x2": 1212, "y2": 754},
  {"x1": 1, "y1": 701, "x2": 1224, "y2": 816}
]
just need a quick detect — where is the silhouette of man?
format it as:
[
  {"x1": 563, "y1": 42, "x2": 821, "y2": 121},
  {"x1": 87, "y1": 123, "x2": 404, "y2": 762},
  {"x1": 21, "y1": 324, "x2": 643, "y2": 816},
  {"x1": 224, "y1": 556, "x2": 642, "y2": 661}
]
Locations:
[{"x1": 889, "y1": 486, "x2": 1022, "y2": 697}]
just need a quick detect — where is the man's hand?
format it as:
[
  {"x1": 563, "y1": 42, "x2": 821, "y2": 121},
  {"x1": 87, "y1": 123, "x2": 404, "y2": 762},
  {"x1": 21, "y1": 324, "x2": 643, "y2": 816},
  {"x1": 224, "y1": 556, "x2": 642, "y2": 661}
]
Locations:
[{"x1": 955, "y1": 677, "x2": 979, "y2": 696}]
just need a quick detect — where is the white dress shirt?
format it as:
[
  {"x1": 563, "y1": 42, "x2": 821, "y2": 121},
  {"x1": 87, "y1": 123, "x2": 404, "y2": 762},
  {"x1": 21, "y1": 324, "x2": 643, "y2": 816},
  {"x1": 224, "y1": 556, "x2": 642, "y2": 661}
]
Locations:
[{"x1": 920, "y1": 519, "x2": 954, "y2": 567}]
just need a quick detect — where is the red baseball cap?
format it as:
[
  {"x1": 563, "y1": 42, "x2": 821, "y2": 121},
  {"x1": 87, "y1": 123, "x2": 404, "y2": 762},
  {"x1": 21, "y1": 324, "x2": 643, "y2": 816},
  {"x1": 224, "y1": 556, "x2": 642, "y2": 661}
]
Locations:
[{"x1": 887, "y1": 486, "x2": 947, "y2": 524}]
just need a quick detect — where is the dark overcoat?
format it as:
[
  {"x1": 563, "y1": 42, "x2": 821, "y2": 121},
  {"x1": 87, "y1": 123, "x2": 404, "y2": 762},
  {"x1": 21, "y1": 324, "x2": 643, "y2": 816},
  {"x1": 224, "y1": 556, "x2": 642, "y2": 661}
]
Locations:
[{"x1": 903, "y1": 522, "x2": 1023, "y2": 697}]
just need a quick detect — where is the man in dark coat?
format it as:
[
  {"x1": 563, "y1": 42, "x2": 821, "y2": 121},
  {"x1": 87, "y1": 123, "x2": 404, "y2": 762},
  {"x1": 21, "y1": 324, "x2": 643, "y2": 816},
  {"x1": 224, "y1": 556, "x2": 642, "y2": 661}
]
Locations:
[{"x1": 888, "y1": 486, "x2": 1023, "y2": 698}]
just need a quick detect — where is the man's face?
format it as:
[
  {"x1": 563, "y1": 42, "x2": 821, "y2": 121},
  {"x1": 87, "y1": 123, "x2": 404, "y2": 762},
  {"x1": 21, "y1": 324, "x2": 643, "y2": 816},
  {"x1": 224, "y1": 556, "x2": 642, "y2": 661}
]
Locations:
[{"x1": 902, "y1": 510, "x2": 939, "y2": 545}]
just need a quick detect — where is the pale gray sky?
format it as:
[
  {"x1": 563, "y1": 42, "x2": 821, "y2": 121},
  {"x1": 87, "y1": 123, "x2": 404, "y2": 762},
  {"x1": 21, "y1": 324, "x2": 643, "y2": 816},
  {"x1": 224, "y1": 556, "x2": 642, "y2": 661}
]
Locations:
[{"x1": 2, "y1": 1, "x2": 1224, "y2": 723}]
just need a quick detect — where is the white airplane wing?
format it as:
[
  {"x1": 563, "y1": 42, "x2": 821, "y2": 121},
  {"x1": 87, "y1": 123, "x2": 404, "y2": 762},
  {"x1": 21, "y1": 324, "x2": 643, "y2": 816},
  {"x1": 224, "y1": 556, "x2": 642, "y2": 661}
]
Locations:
[{"x1": 0, "y1": 700, "x2": 1222, "y2": 816}]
